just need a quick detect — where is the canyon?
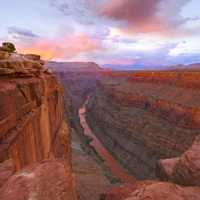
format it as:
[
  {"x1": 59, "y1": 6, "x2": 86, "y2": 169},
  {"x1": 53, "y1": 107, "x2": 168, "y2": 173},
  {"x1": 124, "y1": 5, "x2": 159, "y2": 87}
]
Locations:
[
  {"x1": 85, "y1": 71, "x2": 200, "y2": 180},
  {"x1": 0, "y1": 51, "x2": 200, "y2": 200}
]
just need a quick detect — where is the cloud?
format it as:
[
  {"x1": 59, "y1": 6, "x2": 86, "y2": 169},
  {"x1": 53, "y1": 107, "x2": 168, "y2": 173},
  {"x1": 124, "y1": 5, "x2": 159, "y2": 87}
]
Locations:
[
  {"x1": 16, "y1": 28, "x2": 107, "y2": 60},
  {"x1": 49, "y1": 0, "x2": 56, "y2": 6},
  {"x1": 57, "y1": 3, "x2": 71, "y2": 16},
  {"x1": 7, "y1": 26, "x2": 39, "y2": 38},
  {"x1": 99, "y1": 0, "x2": 193, "y2": 33}
]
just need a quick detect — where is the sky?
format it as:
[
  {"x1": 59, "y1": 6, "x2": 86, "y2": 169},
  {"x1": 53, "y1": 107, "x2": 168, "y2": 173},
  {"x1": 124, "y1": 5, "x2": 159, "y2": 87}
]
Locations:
[{"x1": 1, "y1": 0, "x2": 200, "y2": 70}]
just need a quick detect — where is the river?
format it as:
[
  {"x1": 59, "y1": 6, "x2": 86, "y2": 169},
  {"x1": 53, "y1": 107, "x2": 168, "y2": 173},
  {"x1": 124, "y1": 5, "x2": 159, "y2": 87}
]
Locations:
[{"x1": 79, "y1": 95, "x2": 137, "y2": 183}]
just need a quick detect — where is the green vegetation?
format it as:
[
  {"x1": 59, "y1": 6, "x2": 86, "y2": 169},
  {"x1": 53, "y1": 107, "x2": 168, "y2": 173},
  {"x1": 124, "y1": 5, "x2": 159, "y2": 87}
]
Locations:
[{"x1": 2, "y1": 42, "x2": 16, "y2": 53}]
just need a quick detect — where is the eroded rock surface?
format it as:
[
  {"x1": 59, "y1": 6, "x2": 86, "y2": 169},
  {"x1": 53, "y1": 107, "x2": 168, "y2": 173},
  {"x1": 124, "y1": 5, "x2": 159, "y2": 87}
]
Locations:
[
  {"x1": 0, "y1": 159, "x2": 77, "y2": 200},
  {"x1": 156, "y1": 133, "x2": 200, "y2": 187},
  {"x1": 0, "y1": 159, "x2": 16, "y2": 188},
  {"x1": 105, "y1": 181, "x2": 154, "y2": 200},
  {"x1": 45, "y1": 61, "x2": 104, "y2": 71},
  {"x1": 0, "y1": 56, "x2": 78, "y2": 199},
  {"x1": 85, "y1": 71, "x2": 200, "y2": 179},
  {"x1": 125, "y1": 182, "x2": 200, "y2": 200}
]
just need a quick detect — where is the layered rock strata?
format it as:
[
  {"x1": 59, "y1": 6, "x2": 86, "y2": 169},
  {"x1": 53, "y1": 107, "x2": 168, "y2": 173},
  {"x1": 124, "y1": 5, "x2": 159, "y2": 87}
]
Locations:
[
  {"x1": 45, "y1": 61, "x2": 104, "y2": 71},
  {"x1": 85, "y1": 71, "x2": 200, "y2": 180},
  {"x1": 156, "y1": 133, "x2": 200, "y2": 187},
  {"x1": 105, "y1": 127, "x2": 200, "y2": 199},
  {"x1": 0, "y1": 55, "x2": 77, "y2": 199},
  {"x1": 0, "y1": 72, "x2": 64, "y2": 169},
  {"x1": 55, "y1": 71, "x2": 124, "y2": 186}
]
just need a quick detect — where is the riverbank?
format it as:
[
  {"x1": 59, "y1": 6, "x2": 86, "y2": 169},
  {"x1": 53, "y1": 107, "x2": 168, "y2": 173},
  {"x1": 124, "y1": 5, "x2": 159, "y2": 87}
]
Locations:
[{"x1": 71, "y1": 128, "x2": 110, "y2": 200}]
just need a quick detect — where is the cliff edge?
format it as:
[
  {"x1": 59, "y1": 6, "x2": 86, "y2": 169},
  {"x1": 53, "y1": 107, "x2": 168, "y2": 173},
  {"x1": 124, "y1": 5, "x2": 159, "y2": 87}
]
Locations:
[{"x1": 0, "y1": 49, "x2": 77, "y2": 199}]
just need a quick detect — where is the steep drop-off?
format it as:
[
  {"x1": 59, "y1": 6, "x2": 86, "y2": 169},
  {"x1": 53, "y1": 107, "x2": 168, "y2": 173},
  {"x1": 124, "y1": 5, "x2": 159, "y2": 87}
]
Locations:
[
  {"x1": 85, "y1": 71, "x2": 200, "y2": 180},
  {"x1": 0, "y1": 53, "x2": 77, "y2": 199},
  {"x1": 55, "y1": 71, "x2": 128, "y2": 186}
]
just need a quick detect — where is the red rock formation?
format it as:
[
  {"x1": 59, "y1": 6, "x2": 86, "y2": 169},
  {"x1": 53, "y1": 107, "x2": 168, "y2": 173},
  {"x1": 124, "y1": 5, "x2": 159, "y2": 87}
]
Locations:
[
  {"x1": 45, "y1": 61, "x2": 104, "y2": 71},
  {"x1": 0, "y1": 73, "x2": 64, "y2": 169},
  {"x1": 0, "y1": 55, "x2": 77, "y2": 199},
  {"x1": 105, "y1": 181, "x2": 154, "y2": 200},
  {"x1": 125, "y1": 182, "x2": 200, "y2": 200},
  {"x1": 156, "y1": 134, "x2": 200, "y2": 187},
  {"x1": 0, "y1": 159, "x2": 15, "y2": 188},
  {"x1": 85, "y1": 71, "x2": 200, "y2": 179},
  {"x1": 0, "y1": 159, "x2": 77, "y2": 200}
]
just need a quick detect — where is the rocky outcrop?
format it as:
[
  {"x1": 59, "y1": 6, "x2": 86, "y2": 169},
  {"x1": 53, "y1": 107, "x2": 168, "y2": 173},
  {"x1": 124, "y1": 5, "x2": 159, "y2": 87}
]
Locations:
[
  {"x1": 0, "y1": 46, "x2": 10, "y2": 60},
  {"x1": 156, "y1": 133, "x2": 200, "y2": 187},
  {"x1": 0, "y1": 159, "x2": 15, "y2": 188},
  {"x1": 45, "y1": 61, "x2": 104, "y2": 71},
  {"x1": 0, "y1": 159, "x2": 77, "y2": 200},
  {"x1": 85, "y1": 71, "x2": 200, "y2": 180},
  {"x1": 0, "y1": 55, "x2": 77, "y2": 199},
  {"x1": 124, "y1": 182, "x2": 200, "y2": 200},
  {"x1": 0, "y1": 73, "x2": 64, "y2": 169},
  {"x1": 105, "y1": 181, "x2": 154, "y2": 200}
]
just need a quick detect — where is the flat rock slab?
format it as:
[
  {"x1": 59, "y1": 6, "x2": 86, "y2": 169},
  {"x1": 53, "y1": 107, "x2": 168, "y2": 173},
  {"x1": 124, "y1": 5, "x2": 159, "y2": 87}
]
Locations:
[
  {"x1": 0, "y1": 46, "x2": 10, "y2": 51},
  {"x1": 24, "y1": 54, "x2": 40, "y2": 60}
]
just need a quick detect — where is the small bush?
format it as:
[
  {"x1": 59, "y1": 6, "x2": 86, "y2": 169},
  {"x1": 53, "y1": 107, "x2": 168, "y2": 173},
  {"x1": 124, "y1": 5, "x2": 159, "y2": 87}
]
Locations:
[{"x1": 2, "y1": 42, "x2": 16, "y2": 53}]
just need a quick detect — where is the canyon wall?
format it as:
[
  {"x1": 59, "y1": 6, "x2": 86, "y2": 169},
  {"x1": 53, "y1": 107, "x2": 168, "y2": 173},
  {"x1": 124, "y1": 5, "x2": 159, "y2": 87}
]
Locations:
[
  {"x1": 55, "y1": 71, "x2": 125, "y2": 187},
  {"x1": 85, "y1": 71, "x2": 200, "y2": 180},
  {"x1": 0, "y1": 70, "x2": 64, "y2": 169},
  {"x1": 0, "y1": 54, "x2": 77, "y2": 199},
  {"x1": 45, "y1": 61, "x2": 104, "y2": 71}
]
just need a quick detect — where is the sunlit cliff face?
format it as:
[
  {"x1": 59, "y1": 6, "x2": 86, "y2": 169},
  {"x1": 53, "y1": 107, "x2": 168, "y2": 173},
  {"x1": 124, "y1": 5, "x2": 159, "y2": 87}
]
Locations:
[{"x1": 1, "y1": 0, "x2": 200, "y2": 69}]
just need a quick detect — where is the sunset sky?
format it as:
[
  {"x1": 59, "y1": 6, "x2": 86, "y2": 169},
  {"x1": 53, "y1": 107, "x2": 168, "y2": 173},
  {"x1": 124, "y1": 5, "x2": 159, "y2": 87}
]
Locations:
[{"x1": 1, "y1": 0, "x2": 200, "y2": 69}]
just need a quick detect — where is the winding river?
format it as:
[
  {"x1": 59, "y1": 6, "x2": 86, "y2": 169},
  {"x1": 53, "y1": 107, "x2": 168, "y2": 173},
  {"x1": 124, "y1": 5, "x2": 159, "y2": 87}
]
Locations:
[{"x1": 79, "y1": 95, "x2": 137, "y2": 183}]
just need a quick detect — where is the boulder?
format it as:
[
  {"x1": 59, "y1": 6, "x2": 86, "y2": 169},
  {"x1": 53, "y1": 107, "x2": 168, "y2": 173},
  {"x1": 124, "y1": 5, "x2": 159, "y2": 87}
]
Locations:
[
  {"x1": 156, "y1": 134, "x2": 200, "y2": 187},
  {"x1": 0, "y1": 51, "x2": 9, "y2": 60},
  {"x1": 0, "y1": 159, "x2": 77, "y2": 200},
  {"x1": 169, "y1": 140, "x2": 200, "y2": 186},
  {"x1": 0, "y1": 159, "x2": 16, "y2": 188},
  {"x1": 125, "y1": 182, "x2": 200, "y2": 200},
  {"x1": 0, "y1": 46, "x2": 10, "y2": 51},
  {"x1": 24, "y1": 54, "x2": 40, "y2": 60},
  {"x1": 155, "y1": 157, "x2": 180, "y2": 181},
  {"x1": 44, "y1": 68, "x2": 52, "y2": 75},
  {"x1": 105, "y1": 181, "x2": 154, "y2": 200},
  {"x1": 37, "y1": 59, "x2": 45, "y2": 66}
]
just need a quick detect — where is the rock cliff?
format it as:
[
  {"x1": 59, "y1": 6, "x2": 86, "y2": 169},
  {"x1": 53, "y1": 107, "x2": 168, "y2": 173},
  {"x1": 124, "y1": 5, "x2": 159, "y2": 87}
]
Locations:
[
  {"x1": 0, "y1": 52, "x2": 77, "y2": 199},
  {"x1": 45, "y1": 61, "x2": 104, "y2": 71},
  {"x1": 85, "y1": 71, "x2": 200, "y2": 180},
  {"x1": 105, "y1": 132, "x2": 200, "y2": 200}
]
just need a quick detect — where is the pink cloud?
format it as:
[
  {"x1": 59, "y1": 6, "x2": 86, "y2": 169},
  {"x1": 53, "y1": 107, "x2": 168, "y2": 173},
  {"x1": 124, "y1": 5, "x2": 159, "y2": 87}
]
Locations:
[
  {"x1": 100, "y1": 0, "x2": 192, "y2": 33},
  {"x1": 16, "y1": 33, "x2": 106, "y2": 60}
]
